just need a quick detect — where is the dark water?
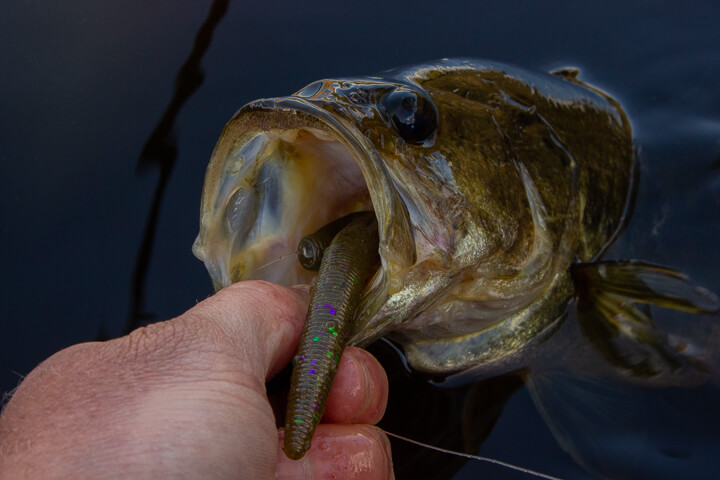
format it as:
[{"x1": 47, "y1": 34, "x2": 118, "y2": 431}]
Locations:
[{"x1": 2, "y1": 1, "x2": 719, "y2": 478}]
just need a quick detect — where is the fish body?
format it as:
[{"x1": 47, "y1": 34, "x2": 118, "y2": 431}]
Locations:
[
  {"x1": 193, "y1": 58, "x2": 633, "y2": 377},
  {"x1": 193, "y1": 59, "x2": 720, "y2": 475}
]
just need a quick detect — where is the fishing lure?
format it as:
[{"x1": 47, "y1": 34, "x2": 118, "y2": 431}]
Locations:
[{"x1": 283, "y1": 211, "x2": 378, "y2": 459}]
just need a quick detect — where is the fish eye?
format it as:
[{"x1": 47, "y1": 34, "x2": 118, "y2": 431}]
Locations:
[{"x1": 382, "y1": 89, "x2": 437, "y2": 144}]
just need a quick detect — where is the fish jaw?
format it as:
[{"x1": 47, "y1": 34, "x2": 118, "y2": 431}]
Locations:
[{"x1": 192, "y1": 77, "x2": 486, "y2": 349}]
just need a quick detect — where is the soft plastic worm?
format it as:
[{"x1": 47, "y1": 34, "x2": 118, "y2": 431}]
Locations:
[
  {"x1": 296, "y1": 211, "x2": 371, "y2": 271},
  {"x1": 283, "y1": 211, "x2": 379, "y2": 459}
]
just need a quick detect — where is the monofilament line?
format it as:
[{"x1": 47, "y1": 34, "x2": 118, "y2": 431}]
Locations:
[
  {"x1": 380, "y1": 428, "x2": 565, "y2": 480},
  {"x1": 249, "y1": 251, "x2": 298, "y2": 273}
]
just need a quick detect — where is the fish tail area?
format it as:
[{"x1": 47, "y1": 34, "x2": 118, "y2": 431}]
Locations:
[
  {"x1": 571, "y1": 260, "x2": 720, "y2": 378},
  {"x1": 283, "y1": 212, "x2": 378, "y2": 459}
]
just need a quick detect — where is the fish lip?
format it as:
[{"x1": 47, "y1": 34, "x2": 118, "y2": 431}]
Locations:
[{"x1": 193, "y1": 95, "x2": 416, "y2": 320}]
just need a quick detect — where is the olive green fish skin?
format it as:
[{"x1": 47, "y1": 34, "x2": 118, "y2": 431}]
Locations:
[
  {"x1": 283, "y1": 212, "x2": 379, "y2": 459},
  {"x1": 193, "y1": 59, "x2": 634, "y2": 378}
]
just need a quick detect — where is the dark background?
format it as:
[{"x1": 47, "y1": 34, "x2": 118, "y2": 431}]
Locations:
[{"x1": 2, "y1": 1, "x2": 719, "y2": 478}]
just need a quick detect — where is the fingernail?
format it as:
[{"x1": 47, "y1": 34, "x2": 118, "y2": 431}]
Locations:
[
  {"x1": 351, "y1": 350, "x2": 388, "y2": 424},
  {"x1": 276, "y1": 426, "x2": 394, "y2": 480},
  {"x1": 275, "y1": 455, "x2": 309, "y2": 480},
  {"x1": 351, "y1": 353, "x2": 374, "y2": 423}
]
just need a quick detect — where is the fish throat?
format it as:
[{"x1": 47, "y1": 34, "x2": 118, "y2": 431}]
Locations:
[{"x1": 283, "y1": 211, "x2": 379, "y2": 459}]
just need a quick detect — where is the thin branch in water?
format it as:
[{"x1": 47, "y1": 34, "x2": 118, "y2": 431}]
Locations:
[{"x1": 126, "y1": 0, "x2": 230, "y2": 335}]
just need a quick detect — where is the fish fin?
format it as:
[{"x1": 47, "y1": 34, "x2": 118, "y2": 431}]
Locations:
[
  {"x1": 571, "y1": 261, "x2": 719, "y2": 378},
  {"x1": 550, "y1": 67, "x2": 581, "y2": 80},
  {"x1": 572, "y1": 261, "x2": 720, "y2": 314},
  {"x1": 527, "y1": 369, "x2": 720, "y2": 479}
]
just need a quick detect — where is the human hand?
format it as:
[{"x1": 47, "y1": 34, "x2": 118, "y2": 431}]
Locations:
[{"x1": 0, "y1": 281, "x2": 393, "y2": 479}]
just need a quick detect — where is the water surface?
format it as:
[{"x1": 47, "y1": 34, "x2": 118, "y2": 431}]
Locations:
[{"x1": 1, "y1": 1, "x2": 718, "y2": 478}]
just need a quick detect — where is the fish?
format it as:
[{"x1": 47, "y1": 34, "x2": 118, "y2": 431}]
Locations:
[{"x1": 192, "y1": 59, "x2": 720, "y2": 477}]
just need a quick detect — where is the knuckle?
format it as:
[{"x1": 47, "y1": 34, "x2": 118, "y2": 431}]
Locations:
[
  {"x1": 119, "y1": 320, "x2": 194, "y2": 366},
  {"x1": 224, "y1": 280, "x2": 293, "y2": 309},
  {"x1": 211, "y1": 280, "x2": 307, "y2": 330}
]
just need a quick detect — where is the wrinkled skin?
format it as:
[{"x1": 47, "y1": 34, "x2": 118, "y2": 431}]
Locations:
[
  {"x1": 0, "y1": 282, "x2": 393, "y2": 479},
  {"x1": 193, "y1": 59, "x2": 633, "y2": 379}
]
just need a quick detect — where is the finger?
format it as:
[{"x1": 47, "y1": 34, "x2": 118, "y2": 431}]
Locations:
[
  {"x1": 276, "y1": 424, "x2": 394, "y2": 480},
  {"x1": 322, "y1": 347, "x2": 389, "y2": 424},
  {"x1": 184, "y1": 281, "x2": 311, "y2": 380}
]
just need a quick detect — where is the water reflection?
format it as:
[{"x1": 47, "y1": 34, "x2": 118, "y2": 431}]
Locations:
[{"x1": 127, "y1": 0, "x2": 230, "y2": 333}]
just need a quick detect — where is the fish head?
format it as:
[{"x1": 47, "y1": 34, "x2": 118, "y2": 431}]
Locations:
[
  {"x1": 193, "y1": 60, "x2": 633, "y2": 376},
  {"x1": 193, "y1": 74, "x2": 476, "y2": 337}
]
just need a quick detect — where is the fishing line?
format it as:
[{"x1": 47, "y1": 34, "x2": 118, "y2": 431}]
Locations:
[
  {"x1": 248, "y1": 251, "x2": 298, "y2": 274},
  {"x1": 379, "y1": 428, "x2": 565, "y2": 480}
]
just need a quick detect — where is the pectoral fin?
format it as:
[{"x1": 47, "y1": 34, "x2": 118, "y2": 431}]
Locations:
[{"x1": 571, "y1": 261, "x2": 719, "y2": 378}]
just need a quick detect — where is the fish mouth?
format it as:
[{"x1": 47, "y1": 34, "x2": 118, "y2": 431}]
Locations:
[{"x1": 193, "y1": 97, "x2": 415, "y2": 327}]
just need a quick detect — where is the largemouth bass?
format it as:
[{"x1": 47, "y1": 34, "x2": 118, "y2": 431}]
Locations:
[{"x1": 192, "y1": 59, "x2": 719, "y2": 473}]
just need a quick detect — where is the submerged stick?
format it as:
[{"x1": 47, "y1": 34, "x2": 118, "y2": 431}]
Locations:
[{"x1": 283, "y1": 211, "x2": 379, "y2": 459}]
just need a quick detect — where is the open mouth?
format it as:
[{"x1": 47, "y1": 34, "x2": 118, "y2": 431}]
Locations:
[{"x1": 192, "y1": 98, "x2": 399, "y2": 294}]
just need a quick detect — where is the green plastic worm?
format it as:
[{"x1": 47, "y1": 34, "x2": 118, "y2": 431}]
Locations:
[{"x1": 283, "y1": 211, "x2": 379, "y2": 459}]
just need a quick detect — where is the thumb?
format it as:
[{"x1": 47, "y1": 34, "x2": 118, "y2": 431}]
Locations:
[{"x1": 184, "y1": 280, "x2": 310, "y2": 381}]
